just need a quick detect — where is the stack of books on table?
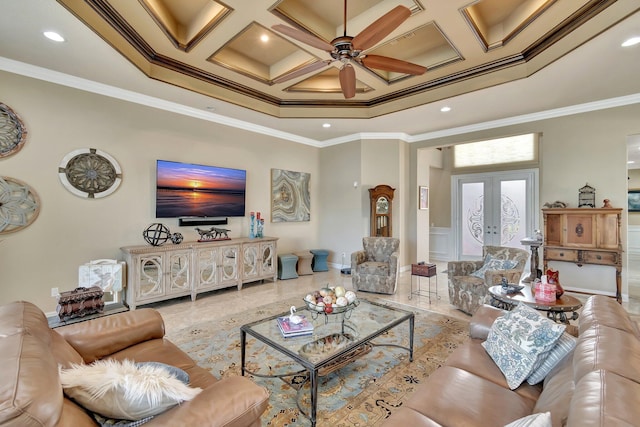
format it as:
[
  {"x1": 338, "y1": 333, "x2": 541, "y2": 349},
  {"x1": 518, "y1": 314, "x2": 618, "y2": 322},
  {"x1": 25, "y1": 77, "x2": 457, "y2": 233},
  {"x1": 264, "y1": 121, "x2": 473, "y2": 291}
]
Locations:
[{"x1": 277, "y1": 315, "x2": 314, "y2": 338}]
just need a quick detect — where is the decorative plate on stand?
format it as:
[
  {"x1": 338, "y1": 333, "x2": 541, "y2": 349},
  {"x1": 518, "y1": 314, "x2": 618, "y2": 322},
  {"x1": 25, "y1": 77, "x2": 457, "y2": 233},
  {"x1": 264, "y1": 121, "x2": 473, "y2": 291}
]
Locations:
[
  {"x1": 58, "y1": 148, "x2": 122, "y2": 198},
  {"x1": 0, "y1": 176, "x2": 40, "y2": 234},
  {"x1": 0, "y1": 103, "x2": 27, "y2": 158}
]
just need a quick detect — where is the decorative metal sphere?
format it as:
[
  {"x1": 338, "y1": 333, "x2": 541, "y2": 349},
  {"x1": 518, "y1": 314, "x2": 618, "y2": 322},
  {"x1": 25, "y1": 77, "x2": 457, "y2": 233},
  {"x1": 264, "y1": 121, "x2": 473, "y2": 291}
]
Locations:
[
  {"x1": 171, "y1": 232, "x2": 184, "y2": 244},
  {"x1": 143, "y1": 223, "x2": 171, "y2": 246}
]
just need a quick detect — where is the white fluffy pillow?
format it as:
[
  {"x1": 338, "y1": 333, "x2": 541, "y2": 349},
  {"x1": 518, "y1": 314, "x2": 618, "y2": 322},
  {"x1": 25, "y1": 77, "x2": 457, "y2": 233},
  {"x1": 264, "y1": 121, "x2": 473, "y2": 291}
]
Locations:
[{"x1": 59, "y1": 359, "x2": 202, "y2": 421}]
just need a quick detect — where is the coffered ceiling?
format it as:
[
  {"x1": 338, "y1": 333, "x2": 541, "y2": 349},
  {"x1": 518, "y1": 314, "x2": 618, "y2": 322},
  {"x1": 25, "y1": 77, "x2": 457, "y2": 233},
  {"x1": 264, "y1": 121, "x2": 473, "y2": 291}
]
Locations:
[
  {"x1": 0, "y1": 0, "x2": 639, "y2": 143},
  {"x1": 52, "y1": 0, "x2": 638, "y2": 119}
]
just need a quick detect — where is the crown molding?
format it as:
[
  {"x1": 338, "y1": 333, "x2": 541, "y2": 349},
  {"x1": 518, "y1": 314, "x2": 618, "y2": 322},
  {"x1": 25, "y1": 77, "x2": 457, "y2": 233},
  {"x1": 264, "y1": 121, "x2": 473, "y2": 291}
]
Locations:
[{"x1": 2, "y1": 57, "x2": 639, "y2": 148}]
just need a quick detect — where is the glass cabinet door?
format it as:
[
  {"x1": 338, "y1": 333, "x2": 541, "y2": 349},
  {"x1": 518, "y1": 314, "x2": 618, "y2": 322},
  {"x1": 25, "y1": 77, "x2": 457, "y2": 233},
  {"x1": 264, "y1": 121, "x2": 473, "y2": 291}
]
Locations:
[
  {"x1": 221, "y1": 245, "x2": 239, "y2": 284},
  {"x1": 243, "y1": 244, "x2": 259, "y2": 279},
  {"x1": 261, "y1": 242, "x2": 275, "y2": 276},
  {"x1": 138, "y1": 254, "x2": 163, "y2": 300},
  {"x1": 167, "y1": 251, "x2": 190, "y2": 294},
  {"x1": 197, "y1": 247, "x2": 218, "y2": 289}
]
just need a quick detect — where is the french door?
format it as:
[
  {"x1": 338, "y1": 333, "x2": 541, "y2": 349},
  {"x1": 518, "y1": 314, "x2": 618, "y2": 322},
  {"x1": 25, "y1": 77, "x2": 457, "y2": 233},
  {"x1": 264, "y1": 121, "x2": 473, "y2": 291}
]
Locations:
[{"x1": 452, "y1": 169, "x2": 538, "y2": 260}]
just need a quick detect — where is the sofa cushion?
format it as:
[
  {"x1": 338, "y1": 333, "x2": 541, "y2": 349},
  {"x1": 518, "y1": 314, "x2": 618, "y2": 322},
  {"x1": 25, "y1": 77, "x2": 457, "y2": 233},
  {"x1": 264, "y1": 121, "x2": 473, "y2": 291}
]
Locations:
[
  {"x1": 567, "y1": 370, "x2": 640, "y2": 427},
  {"x1": 0, "y1": 301, "x2": 64, "y2": 427},
  {"x1": 471, "y1": 255, "x2": 517, "y2": 279},
  {"x1": 402, "y1": 366, "x2": 535, "y2": 426},
  {"x1": 526, "y1": 331, "x2": 576, "y2": 385},
  {"x1": 482, "y1": 304, "x2": 565, "y2": 389},
  {"x1": 534, "y1": 354, "x2": 575, "y2": 427},
  {"x1": 573, "y1": 324, "x2": 640, "y2": 384},
  {"x1": 59, "y1": 359, "x2": 202, "y2": 421},
  {"x1": 444, "y1": 340, "x2": 542, "y2": 402},
  {"x1": 578, "y1": 295, "x2": 638, "y2": 336}
]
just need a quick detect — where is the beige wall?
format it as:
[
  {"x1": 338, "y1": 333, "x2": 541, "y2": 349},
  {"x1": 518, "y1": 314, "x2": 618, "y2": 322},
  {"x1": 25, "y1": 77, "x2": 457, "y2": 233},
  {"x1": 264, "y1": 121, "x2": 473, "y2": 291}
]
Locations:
[
  {"x1": 2, "y1": 69, "x2": 640, "y2": 310},
  {"x1": 0, "y1": 71, "x2": 320, "y2": 312}
]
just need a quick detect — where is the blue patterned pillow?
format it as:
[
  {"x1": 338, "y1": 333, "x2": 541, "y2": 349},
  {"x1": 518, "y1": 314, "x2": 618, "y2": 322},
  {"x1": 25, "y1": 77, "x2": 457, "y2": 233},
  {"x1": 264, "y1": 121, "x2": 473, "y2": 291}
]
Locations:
[
  {"x1": 482, "y1": 304, "x2": 565, "y2": 389},
  {"x1": 526, "y1": 331, "x2": 576, "y2": 385},
  {"x1": 471, "y1": 255, "x2": 518, "y2": 279}
]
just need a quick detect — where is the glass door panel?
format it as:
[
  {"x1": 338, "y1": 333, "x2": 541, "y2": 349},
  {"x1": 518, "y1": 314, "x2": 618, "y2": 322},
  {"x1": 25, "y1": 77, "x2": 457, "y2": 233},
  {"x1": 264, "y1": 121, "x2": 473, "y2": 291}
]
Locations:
[{"x1": 454, "y1": 170, "x2": 537, "y2": 260}]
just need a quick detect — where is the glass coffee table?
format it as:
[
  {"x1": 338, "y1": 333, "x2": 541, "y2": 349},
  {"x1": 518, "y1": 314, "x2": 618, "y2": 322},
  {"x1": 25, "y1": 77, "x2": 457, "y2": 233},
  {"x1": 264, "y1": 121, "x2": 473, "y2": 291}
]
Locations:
[
  {"x1": 240, "y1": 299, "x2": 414, "y2": 426},
  {"x1": 488, "y1": 285, "x2": 582, "y2": 324}
]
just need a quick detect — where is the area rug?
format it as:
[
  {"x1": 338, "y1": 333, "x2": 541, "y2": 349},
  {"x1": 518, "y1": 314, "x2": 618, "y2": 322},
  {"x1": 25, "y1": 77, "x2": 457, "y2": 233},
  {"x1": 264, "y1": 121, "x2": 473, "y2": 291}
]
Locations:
[{"x1": 165, "y1": 298, "x2": 469, "y2": 426}]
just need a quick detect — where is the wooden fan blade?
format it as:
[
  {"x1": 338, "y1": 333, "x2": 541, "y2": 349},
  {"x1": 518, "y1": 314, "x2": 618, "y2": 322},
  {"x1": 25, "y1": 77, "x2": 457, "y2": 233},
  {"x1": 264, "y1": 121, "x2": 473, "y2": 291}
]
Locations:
[
  {"x1": 339, "y1": 64, "x2": 356, "y2": 99},
  {"x1": 273, "y1": 61, "x2": 330, "y2": 83},
  {"x1": 272, "y1": 24, "x2": 335, "y2": 52},
  {"x1": 351, "y1": 6, "x2": 411, "y2": 51},
  {"x1": 361, "y1": 55, "x2": 426, "y2": 75}
]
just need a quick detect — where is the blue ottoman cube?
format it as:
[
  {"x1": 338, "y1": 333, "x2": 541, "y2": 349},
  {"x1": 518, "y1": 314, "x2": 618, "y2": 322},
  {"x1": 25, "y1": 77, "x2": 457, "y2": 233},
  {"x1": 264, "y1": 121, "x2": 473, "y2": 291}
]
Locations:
[
  {"x1": 310, "y1": 249, "x2": 329, "y2": 272},
  {"x1": 278, "y1": 254, "x2": 299, "y2": 280}
]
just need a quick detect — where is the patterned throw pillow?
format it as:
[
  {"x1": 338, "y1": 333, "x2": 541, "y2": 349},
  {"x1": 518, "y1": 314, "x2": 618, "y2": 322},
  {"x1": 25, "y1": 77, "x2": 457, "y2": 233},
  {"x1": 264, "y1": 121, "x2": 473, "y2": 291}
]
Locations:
[
  {"x1": 482, "y1": 304, "x2": 565, "y2": 389},
  {"x1": 471, "y1": 255, "x2": 518, "y2": 279},
  {"x1": 526, "y1": 331, "x2": 576, "y2": 385}
]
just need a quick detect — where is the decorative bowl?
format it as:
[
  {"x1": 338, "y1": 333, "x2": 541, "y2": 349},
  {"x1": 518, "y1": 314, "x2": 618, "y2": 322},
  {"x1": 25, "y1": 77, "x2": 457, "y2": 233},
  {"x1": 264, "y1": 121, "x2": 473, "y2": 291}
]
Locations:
[
  {"x1": 303, "y1": 298, "x2": 359, "y2": 314},
  {"x1": 303, "y1": 286, "x2": 358, "y2": 315}
]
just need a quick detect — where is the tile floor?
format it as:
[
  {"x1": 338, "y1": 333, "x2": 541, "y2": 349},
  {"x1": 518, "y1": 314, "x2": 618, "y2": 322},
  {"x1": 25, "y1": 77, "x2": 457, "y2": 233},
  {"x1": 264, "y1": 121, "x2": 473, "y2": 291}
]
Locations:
[{"x1": 154, "y1": 261, "x2": 640, "y2": 332}]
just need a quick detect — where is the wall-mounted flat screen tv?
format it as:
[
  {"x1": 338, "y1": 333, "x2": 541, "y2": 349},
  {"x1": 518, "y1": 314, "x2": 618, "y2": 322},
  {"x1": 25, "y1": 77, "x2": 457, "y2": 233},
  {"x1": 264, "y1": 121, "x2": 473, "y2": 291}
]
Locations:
[{"x1": 156, "y1": 160, "x2": 246, "y2": 218}]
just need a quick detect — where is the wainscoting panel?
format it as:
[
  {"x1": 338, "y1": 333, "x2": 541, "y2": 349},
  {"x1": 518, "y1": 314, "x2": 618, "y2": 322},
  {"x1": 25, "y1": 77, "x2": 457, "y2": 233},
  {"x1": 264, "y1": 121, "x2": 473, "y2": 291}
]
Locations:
[{"x1": 430, "y1": 227, "x2": 452, "y2": 262}]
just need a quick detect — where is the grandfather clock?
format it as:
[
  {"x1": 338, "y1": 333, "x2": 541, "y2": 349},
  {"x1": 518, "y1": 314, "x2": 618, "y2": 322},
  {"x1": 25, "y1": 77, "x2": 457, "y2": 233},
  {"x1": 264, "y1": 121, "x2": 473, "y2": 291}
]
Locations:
[{"x1": 369, "y1": 185, "x2": 395, "y2": 237}]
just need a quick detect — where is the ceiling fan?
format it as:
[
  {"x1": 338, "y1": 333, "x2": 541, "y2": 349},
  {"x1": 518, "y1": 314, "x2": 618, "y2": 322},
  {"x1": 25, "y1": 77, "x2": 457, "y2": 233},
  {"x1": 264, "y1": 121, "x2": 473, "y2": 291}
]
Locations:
[{"x1": 272, "y1": 1, "x2": 427, "y2": 99}]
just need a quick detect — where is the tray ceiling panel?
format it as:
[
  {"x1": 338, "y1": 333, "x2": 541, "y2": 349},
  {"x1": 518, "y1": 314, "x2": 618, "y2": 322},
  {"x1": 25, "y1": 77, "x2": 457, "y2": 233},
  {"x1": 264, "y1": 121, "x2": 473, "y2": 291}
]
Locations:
[{"x1": 55, "y1": 0, "x2": 637, "y2": 118}]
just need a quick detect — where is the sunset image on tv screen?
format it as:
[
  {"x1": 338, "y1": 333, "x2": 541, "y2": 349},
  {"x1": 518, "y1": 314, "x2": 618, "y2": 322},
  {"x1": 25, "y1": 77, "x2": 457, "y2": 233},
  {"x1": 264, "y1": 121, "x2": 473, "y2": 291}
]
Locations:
[{"x1": 156, "y1": 160, "x2": 246, "y2": 218}]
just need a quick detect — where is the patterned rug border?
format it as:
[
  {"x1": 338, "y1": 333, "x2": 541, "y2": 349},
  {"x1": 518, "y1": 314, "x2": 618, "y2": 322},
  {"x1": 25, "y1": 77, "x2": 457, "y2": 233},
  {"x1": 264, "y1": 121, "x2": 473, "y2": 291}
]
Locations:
[{"x1": 166, "y1": 297, "x2": 470, "y2": 426}]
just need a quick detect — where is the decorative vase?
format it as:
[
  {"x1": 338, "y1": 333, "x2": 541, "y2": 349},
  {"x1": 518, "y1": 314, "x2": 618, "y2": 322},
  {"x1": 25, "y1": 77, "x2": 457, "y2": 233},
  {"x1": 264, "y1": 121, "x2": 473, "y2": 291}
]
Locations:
[
  {"x1": 249, "y1": 212, "x2": 255, "y2": 239},
  {"x1": 546, "y1": 268, "x2": 564, "y2": 298},
  {"x1": 257, "y1": 219, "x2": 264, "y2": 238}
]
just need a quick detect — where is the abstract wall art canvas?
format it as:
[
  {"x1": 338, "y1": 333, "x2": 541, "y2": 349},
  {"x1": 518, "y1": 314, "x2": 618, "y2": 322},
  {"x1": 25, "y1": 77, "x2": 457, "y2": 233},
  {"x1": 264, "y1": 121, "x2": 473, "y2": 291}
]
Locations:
[{"x1": 271, "y1": 169, "x2": 310, "y2": 222}]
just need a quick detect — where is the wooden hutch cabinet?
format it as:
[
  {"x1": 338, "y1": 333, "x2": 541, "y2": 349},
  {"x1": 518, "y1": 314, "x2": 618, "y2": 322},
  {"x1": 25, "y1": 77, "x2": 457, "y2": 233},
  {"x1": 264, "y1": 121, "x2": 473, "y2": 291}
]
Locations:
[{"x1": 542, "y1": 208, "x2": 622, "y2": 302}]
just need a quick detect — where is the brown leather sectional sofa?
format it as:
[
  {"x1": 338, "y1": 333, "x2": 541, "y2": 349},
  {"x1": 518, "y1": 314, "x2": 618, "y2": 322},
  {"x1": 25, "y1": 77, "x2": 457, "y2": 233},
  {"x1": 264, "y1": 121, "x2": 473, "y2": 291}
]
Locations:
[
  {"x1": 0, "y1": 301, "x2": 269, "y2": 427},
  {"x1": 382, "y1": 295, "x2": 640, "y2": 427}
]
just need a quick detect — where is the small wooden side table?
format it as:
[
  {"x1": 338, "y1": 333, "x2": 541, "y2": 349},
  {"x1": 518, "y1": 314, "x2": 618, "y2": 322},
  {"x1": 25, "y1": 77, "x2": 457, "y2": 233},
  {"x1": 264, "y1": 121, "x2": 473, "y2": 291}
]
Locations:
[{"x1": 409, "y1": 263, "x2": 439, "y2": 303}]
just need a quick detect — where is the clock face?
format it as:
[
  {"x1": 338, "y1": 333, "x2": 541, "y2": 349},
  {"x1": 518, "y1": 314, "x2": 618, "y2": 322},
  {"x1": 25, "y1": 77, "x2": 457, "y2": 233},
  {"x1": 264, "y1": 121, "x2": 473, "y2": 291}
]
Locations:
[
  {"x1": 0, "y1": 103, "x2": 27, "y2": 158},
  {"x1": 58, "y1": 148, "x2": 122, "y2": 198},
  {"x1": 0, "y1": 176, "x2": 40, "y2": 234}
]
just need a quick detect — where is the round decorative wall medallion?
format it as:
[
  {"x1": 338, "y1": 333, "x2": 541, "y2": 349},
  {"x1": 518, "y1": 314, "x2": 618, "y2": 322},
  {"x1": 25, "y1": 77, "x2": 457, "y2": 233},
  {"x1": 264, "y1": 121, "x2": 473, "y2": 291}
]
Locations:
[
  {"x1": 0, "y1": 176, "x2": 40, "y2": 235},
  {"x1": 0, "y1": 103, "x2": 28, "y2": 158},
  {"x1": 58, "y1": 148, "x2": 122, "y2": 198}
]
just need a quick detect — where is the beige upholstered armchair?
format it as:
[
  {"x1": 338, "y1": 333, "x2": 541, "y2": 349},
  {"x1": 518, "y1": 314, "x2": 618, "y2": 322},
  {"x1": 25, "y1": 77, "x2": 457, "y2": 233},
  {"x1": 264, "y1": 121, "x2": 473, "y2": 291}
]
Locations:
[
  {"x1": 351, "y1": 237, "x2": 400, "y2": 294},
  {"x1": 448, "y1": 245, "x2": 529, "y2": 315}
]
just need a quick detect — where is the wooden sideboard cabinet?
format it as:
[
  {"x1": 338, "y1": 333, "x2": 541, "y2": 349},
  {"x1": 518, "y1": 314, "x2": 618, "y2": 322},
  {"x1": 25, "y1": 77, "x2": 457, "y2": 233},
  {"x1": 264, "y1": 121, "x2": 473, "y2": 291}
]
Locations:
[
  {"x1": 121, "y1": 236, "x2": 278, "y2": 309},
  {"x1": 542, "y1": 208, "x2": 622, "y2": 302}
]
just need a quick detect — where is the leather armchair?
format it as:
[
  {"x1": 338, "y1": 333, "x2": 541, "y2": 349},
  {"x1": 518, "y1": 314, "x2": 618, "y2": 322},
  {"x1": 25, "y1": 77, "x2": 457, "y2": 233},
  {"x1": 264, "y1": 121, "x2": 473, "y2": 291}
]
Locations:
[
  {"x1": 351, "y1": 237, "x2": 400, "y2": 294},
  {"x1": 448, "y1": 245, "x2": 528, "y2": 315}
]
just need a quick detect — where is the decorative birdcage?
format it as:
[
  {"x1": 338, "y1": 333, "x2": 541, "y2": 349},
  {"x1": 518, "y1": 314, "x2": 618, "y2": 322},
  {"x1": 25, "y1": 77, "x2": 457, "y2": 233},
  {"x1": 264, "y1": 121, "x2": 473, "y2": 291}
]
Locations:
[{"x1": 578, "y1": 183, "x2": 596, "y2": 208}]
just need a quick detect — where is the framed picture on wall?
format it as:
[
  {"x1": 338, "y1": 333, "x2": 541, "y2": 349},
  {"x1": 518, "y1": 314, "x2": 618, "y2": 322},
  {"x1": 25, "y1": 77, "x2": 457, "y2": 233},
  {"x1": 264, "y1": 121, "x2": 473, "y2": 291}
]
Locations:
[
  {"x1": 419, "y1": 186, "x2": 429, "y2": 210},
  {"x1": 629, "y1": 190, "x2": 640, "y2": 212}
]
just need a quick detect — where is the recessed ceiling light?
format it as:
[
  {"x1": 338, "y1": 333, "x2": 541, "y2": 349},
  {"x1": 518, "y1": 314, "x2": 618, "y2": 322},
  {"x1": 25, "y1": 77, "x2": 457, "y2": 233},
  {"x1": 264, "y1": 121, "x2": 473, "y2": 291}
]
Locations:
[
  {"x1": 260, "y1": 34, "x2": 269, "y2": 42},
  {"x1": 628, "y1": 160, "x2": 635, "y2": 164},
  {"x1": 622, "y1": 36, "x2": 640, "y2": 47},
  {"x1": 440, "y1": 106, "x2": 451, "y2": 112},
  {"x1": 43, "y1": 31, "x2": 65, "y2": 42},
  {"x1": 322, "y1": 123, "x2": 331, "y2": 128}
]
